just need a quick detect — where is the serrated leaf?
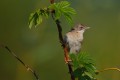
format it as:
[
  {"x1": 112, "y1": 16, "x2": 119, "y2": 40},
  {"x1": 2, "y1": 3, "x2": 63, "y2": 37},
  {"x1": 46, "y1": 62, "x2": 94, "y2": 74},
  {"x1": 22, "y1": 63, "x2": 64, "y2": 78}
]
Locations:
[
  {"x1": 28, "y1": 8, "x2": 50, "y2": 28},
  {"x1": 64, "y1": 13, "x2": 73, "y2": 25},
  {"x1": 40, "y1": 8, "x2": 49, "y2": 18},
  {"x1": 29, "y1": 12, "x2": 35, "y2": 29},
  {"x1": 78, "y1": 75, "x2": 92, "y2": 80},
  {"x1": 29, "y1": 18, "x2": 34, "y2": 29},
  {"x1": 85, "y1": 65, "x2": 96, "y2": 76},
  {"x1": 77, "y1": 52, "x2": 94, "y2": 65},
  {"x1": 70, "y1": 54, "x2": 79, "y2": 69},
  {"x1": 36, "y1": 15, "x2": 42, "y2": 27},
  {"x1": 70, "y1": 52, "x2": 97, "y2": 79},
  {"x1": 62, "y1": 7, "x2": 76, "y2": 14},
  {"x1": 84, "y1": 72, "x2": 94, "y2": 79},
  {"x1": 70, "y1": 54, "x2": 77, "y2": 60},
  {"x1": 73, "y1": 67, "x2": 85, "y2": 78},
  {"x1": 29, "y1": 12, "x2": 42, "y2": 28},
  {"x1": 78, "y1": 76, "x2": 86, "y2": 80},
  {"x1": 84, "y1": 75, "x2": 92, "y2": 80},
  {"x1": 57, "y1": 1, "x2": 70, "y2": 8},
  {"x1": 43, "y1": 13, "x2": 49, "y2": 18},
  {"x1": 48, "y1": 1, "x2": 76, "y2": 25},
  {"x1": 54, "y1": 9, "x2": 62, "y2": 20}
]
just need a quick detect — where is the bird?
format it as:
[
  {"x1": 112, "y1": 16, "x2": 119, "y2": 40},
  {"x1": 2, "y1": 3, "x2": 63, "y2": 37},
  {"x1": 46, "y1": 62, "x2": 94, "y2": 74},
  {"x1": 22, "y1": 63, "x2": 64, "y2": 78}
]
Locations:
[{"x1": 64, "y1": 24, "x2": 90, "y2": 54}]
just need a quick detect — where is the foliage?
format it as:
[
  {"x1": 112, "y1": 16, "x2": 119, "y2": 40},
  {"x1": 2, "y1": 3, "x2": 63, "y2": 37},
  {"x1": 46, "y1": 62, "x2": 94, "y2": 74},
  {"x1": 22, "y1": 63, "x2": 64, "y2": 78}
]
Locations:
[
  {"x1": 29, "y1": 1, "x2": 98, "y2": 80},
  {"x1": 28, "y1": 1, "x2": 76, "y2": 29},
  {"x1": 70, "y1": 52, "x2": 97, "y2": 80},
  {"x1": 29, "y1": 8, "x2": 49, "y2": 29},
  {"x1": 49, "y1": 1, "x2": 76, "y2": 24}
]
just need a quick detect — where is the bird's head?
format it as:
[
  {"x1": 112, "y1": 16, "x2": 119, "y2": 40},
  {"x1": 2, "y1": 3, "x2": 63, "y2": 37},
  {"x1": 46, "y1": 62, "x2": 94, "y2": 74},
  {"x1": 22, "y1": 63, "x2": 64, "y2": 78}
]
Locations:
[{"x1": 71, "y1": 24, "x2": 90, "y2": 32}]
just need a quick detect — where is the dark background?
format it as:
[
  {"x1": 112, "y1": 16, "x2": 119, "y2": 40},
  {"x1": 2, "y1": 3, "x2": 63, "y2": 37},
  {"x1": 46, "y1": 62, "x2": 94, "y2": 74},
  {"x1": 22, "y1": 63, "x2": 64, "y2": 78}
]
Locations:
[{"x1": 0, "y1": 0, "x2": 120, "y2": 80}]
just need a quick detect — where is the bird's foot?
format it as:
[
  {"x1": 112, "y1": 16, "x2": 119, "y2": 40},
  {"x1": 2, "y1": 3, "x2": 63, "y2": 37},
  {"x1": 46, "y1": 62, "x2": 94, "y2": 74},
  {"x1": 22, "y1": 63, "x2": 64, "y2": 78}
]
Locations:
[{"x1": 65, "y1": 58, "x2": 72, "y2": 64}]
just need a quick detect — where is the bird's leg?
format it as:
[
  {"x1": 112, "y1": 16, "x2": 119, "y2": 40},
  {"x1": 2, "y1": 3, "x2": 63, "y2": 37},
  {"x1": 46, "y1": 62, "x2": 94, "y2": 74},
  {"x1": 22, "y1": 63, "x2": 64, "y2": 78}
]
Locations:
[{"x1": 64, "y1": 46, "x2": 72, "y2": 64}]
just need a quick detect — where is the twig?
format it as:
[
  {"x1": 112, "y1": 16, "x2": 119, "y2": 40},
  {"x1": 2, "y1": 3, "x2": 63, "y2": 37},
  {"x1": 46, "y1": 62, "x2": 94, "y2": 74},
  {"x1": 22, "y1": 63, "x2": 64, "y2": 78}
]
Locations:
[
  {"x1": 0, "y1": 44, "x2": 40, "y2": 80},
  {"x1": 98, "y1": 67, "x2": 120, "y2": 73},
  {"x1": 49, "y1": 0, "x2": 75, "y2": 80}
]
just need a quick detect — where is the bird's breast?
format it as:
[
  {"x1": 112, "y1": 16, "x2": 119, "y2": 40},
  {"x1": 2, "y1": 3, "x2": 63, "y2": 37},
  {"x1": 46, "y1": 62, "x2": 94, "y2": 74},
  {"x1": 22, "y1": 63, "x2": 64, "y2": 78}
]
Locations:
[{"x1": 66, "y1": 31, "x2": 83, "y2": 43}]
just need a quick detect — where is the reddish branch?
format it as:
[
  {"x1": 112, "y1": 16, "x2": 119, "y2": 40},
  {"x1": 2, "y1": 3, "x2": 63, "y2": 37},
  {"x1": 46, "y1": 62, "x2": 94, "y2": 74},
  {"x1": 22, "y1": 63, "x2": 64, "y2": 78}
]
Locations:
[{"x1": 50, "y1": 0, "x2": 75, "y2": 80}]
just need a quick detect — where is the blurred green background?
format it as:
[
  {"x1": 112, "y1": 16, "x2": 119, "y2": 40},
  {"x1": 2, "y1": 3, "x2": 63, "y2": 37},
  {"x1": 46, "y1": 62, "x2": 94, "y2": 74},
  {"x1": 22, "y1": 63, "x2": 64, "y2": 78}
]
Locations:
[{"x1": 0, "y1": 0, "x2": 120, "y2": 80}]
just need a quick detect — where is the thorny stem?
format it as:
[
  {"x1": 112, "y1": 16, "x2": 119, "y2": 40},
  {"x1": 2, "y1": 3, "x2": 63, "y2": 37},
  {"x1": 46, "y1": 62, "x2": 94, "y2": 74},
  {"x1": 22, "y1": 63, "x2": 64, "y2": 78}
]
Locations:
[
  {"x1": 49, "y1": 0, "x2": 75, "y2": 80},
  {"x1": 0, "y1": 44, "x2": 40, "y2": 80}
]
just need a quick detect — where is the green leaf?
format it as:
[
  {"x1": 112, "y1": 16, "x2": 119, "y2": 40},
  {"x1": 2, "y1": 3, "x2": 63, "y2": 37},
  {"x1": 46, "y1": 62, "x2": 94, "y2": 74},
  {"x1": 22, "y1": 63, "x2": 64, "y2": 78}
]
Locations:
[
  {"x1": 85, "y1": 64, "x2": 96, "y2": 76},
  {"x1": 77, "y1": 52, "x2": 94, "y2": 66},
  {"x1": 28, "y1": 8, "x2": 49, "y2": 28},
  {"x1": 40, "y1": 8, "x2": 49, "y2": 18},
  {"x1": 73, "y1": 67, "x2": 86, "y2": 78},
  {"x1": 84, "y1": 72, "x2": 94, "y2": 79},
  {"x1": 70, "y1": 54, "x2": 79, "y2": 69},
  {"x1": 49, "y1": 1, "x2": 76, "y2": 24},
  {"x1": 78, "y1": 75, "x2": 92, "y2": 80},
  {"x1": 29, "y1": 10, "x2": 42, "y2": 29},
  {"x1": 29, "y1": 13, "x2": 35, "y2": 29},
  {"x1": 64, "y1": 13, "x2": 73, "y2": 25},
  {"x1": 62, "y1": 7, "x2": 76, "y2": 14},
  {"x1": 54, "y1": 9, "x2": 62, "y2": 20},
  {"x1": 28, "y1": 1, "x2": 76, "y2": 28},
  {"x1": 70, "y1": 52, "x2": 97, "y2": 80},
  {"x1": 83, "y1": 75, "x2": 92, "y2": 80}
]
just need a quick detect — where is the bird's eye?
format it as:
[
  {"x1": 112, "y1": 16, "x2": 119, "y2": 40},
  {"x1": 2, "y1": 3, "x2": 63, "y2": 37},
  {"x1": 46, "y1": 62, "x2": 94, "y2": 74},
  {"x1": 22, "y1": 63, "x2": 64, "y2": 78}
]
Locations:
[
  {"x1": 80, "y1": 27, "x2": 83, "y2": 30},
  {"x1": 71, "y1": 28, "x2": 74, "y2": 30}
]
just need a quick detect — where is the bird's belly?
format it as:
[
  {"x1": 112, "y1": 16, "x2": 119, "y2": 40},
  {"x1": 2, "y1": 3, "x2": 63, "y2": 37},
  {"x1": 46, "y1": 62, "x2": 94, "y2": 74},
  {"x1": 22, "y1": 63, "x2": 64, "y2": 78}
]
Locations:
[
  {"x1": 68, "y1": 41, "x2": 81, "y2": 54},
  {"x1": 66, "y1": 33, "x2": 83, "y2": 53}
]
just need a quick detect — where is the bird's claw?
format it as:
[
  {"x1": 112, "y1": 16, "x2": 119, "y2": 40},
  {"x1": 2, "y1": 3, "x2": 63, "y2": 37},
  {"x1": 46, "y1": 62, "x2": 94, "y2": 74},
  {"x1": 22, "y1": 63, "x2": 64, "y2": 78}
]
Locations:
[{"x1": 65, "y1": 58, "x2": 72, "y2": 64}]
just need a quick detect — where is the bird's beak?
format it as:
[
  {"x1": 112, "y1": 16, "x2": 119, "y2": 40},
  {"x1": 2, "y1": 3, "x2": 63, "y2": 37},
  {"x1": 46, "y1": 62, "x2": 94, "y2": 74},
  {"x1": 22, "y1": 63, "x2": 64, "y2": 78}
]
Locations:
[{"x1": 85, "y1": 26, "x2": 90, "y2": 29}]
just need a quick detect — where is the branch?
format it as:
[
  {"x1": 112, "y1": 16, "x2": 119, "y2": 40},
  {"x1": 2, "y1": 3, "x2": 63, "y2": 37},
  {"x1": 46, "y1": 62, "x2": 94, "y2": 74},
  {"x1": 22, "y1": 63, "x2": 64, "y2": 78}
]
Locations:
[
  {"x1": 0, "y1": 44, "x2": 40, "y2": 80},
  {"x1": 49, "y1": 0, "x2": 75, "y2": 80},
  {"x1": 55, "y1": 19, "x2": 75, "y2": 80},
  {"x1": 98, "y1": 67, "x2": 120, "y2": 73}
]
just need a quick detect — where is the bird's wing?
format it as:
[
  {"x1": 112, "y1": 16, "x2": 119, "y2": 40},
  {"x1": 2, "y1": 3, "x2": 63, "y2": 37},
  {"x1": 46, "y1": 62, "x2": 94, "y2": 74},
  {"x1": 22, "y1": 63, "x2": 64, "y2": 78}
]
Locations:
[
  {"x1": 63, "y1": 35, "x2": 70, "y2": 51},
  {"x1": 63, "y1": 35, "x2": 68, "y2": 44}
]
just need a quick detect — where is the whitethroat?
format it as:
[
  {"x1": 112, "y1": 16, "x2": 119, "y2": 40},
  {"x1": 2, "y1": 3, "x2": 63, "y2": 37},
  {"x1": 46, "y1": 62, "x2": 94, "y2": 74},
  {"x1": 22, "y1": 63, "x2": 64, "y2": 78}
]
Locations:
[{"x1": 64, "y1": 24, "x2": 90, "y2": 54}]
